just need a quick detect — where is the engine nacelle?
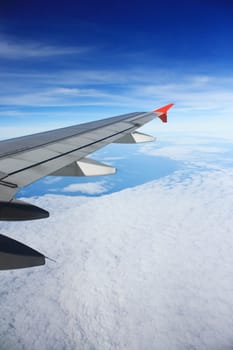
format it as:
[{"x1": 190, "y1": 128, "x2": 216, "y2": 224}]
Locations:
[
  {"x1": 0, "y1": 234, "x2": 45, "y2": 270},
  {"x1": 0, "y1": 200, "x2": 49, "y2": 221}
]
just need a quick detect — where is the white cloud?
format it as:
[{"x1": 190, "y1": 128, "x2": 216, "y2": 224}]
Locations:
[
  {"x1": 0, "y1": 86, "x2": 134, "y2": 108},
  {"x1": 1, "y1": 68, "x2": 233, "y2": 110},
  {"x1": 63, "y1": 181, "x2": 107, "y2": 194},
  {"x1": 0, "y1": 58, "x2": 232, "y2": 141},
  {"x1": 0, "y1": 68, "x2": 233, "y2": 138},
  {"x1": 0, "y1": 143, "x2": 233, "y2": 349},
  {"x1": 0, "y1": 37, "x2": 88, "y2": 59},
  {"x1": 139, "y1": 139, "x2": 228, "y2": 163}
]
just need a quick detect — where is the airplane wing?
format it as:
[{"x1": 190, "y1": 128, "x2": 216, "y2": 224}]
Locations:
[{"x1": 0, "y1": 103, "x2": 173, "y2": 269}]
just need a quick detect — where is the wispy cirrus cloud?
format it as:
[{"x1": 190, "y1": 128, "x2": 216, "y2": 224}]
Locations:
[
  {"x1": 0, "y1": 85, "x2": 135, "y2": 108},
  {"x1": 0, "y1": 62, "x2": 233, "y2": 138},
  {"x1": 0, "y1": 36, "x2": 89, "y2": 59},
  {"x1": 0, "y1": 68, "x2": 233, "y2": 111}
]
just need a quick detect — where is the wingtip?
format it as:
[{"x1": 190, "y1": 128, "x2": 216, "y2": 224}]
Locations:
[
  {"x1": 154, "y1": 103, "x2": 174, "y2": 114},
  {"x1": 153, "y1": 103, "x2": 174, "y2": 123}
]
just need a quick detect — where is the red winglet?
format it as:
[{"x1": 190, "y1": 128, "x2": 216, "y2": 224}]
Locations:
[{"x1": 153, "y1": 103, "x2": 174, "y2": 123}]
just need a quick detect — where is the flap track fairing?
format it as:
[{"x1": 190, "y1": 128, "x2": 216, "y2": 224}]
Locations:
[
  {"x1": 50, "y1": 158, "x2": 116, "y2": 177},
  {"x1": 114, "y1": 131, "x2": 155, "y2": 144}
]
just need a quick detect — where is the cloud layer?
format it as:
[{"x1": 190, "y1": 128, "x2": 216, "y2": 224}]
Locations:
[{"x1": 0, "y1": 153, "x2": 233, "y2": 349}]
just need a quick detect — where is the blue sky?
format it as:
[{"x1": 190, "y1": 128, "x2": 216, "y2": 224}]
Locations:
[{"x1": 0, "y1": 0, "x2": 233, "y2": 137}]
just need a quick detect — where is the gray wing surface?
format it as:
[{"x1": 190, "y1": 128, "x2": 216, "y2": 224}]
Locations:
[
  {"x1": 0, "y1": 103, "x2": 173, "y2": 269},
  {"x1": 0, "y1": 104, "x2": 174, "y2": 204}
]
